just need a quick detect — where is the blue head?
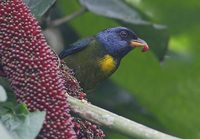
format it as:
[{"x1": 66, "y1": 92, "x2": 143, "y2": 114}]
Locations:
[{"x1": 96, "y1": 27, "x2": 149, "y2": 59}]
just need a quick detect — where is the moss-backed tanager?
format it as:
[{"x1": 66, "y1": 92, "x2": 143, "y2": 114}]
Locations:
[{"x1": 59, "y1": 27, "x2": 149, "y2": 90}]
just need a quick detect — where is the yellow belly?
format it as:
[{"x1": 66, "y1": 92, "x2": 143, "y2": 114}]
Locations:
[{"x1": 98, "y1": 54, "x2": 116, "y2": 74}]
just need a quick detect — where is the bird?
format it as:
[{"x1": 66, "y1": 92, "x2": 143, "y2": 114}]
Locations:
[{"x1": 59, "y1": 27, "x2": 149, "y2": 90}]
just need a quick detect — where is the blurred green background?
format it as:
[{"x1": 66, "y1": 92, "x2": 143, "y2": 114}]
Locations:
[{"x1": 53, "y1": 0, "x2": 200, "y2": 138}]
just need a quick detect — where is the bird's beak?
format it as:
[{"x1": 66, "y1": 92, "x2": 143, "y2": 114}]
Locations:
[{"x1": 129, "y1": 38, "x2": 149, "y2": 52}]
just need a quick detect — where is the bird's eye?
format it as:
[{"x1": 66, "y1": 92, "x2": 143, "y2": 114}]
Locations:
[{"x1": 119, "y1": 30, "x2": 128, "y2": 38}]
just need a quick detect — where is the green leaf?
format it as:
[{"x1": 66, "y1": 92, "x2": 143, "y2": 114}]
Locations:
[
  {"x1": 0, "y1": 103, "x2": 45, "y2": 139},
  {"x1": 0, "y1": 122, "x2": 12, "y2": 139},
  {"x1": 0, "y1": 102, "x2": 16, "y2": 115},
  {"x1": 15, "y1": 104, "x2": 29, "y2": 116},
  {"x1": 0, "y1": 78, "x2": 16, "y2": 102},
  {"x1": 79, "y1": 0, "x2": 150, "y2": 25},
  {"x1": 23, "y1": 0, "x2": 56, "y2": 19},
  {"x1": 12, "y1": 111, "x2": 46, "y2": 139},
  {"x1": 0, "y1": 85, "x2": 7, "y2": 102}
]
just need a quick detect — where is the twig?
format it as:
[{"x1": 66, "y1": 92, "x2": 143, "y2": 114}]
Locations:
[
  {"x1": 50, "y1": 7, "x2": 86, "y2": 27},
  {"x1": 67, "y1": 95, "x2": 181, "y2": 139}
]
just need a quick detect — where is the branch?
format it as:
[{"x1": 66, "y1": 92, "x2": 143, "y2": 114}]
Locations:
[
  {"x1": 67, "y1": 95, "x2": 180, "y2": 139},
  {"x1": 50, "y1": 7, "x2": 86, "y2": 27}
]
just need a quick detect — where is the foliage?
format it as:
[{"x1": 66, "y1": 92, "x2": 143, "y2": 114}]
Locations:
[
  {"x1": 23, "y1": 0, "x2": 56, "y2": 20},
  {"x1": 0, "y1": 101, "x2": 45, "y2": 139},
  {"x1": 0, "y1": 85, "x2": 7, "y2": 102},
  {"x1": 1, "y1": 0, "x2": 200, "y2": 138},
  {"x1": 0, "y1": 122, "x2": 12, "y2": 139}
]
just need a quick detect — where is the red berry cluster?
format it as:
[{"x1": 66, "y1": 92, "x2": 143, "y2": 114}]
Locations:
[
  {"x1": 61, "y1": 63, "x2": 87, "y2": 100},
  {"x1": 74, "y1": 118, "x2": 105, "y2": 139},
  {"x1": 0, "y1": 0, "x2": 105, "y2": 138},
  {"x1": 0, "y1": 0, "x2": 76, "y2": 138}
]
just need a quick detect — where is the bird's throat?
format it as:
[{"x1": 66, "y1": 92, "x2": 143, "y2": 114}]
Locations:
[{"x1": 98, "y1": 54, "x2": 117, "y2": 74}]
